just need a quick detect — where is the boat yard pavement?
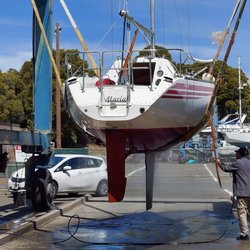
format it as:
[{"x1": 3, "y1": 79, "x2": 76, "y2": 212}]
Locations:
[{"x1": 0, "y1": 162, "x2": 250, "y2": 249}]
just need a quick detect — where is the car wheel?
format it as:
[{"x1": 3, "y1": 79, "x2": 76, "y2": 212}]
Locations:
[
  {"x1": 48, "y1": 181, "x2": 58, "y2": 199},
  {"x1": 96, "y1": 179, "x2": 108, "y2": 196}
]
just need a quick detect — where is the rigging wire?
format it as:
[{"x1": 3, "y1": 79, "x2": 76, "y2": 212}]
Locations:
[
  {"x1": 93, "y1": 21, "x2": 118, "y2": 51},
  {"x1": 186, "y1": 0, "x2": 191, "y2": 54},
  {"x1": 93, "y1": 0, "x2": 119, "y2": 51},
  {"x1": 111, "y1": 0, "x2": 114, "y2": 51},
  {"x1": 174, "y1": 0, "x2": 183, "y2": 48},
  {"x1": 161, "y1": 0, "x2": 166, "y2": 47}
]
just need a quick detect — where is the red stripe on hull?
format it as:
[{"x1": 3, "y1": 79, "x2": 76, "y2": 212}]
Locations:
[
  {"x1": 171, "y1": 82, "x2": 214, "y2": 92},
  {"x1": 165, "y1": 89, "x2": 211, "y2": 96},
  {"x1": 161, "y1": 95, "x2": 200, "y2": 99},
  {"x1": 162, "y1": 82, "x2": 213, "y2": 100}
]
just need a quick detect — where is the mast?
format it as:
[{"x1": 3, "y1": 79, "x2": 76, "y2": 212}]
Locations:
[
  {"x1": 150, "y1": 0, "x2": 155, "y2": 57},
  {"x1": 238, "y1": 56, "x2": 243, "y2": 129},
  {"x1": 119, "y1": 8, "x2": 154, "y2": 48}
]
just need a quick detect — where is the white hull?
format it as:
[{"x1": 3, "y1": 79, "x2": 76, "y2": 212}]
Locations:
[
  {"x1": 65, "y1": 57, "x2": 215, "y2": 151},
  {"x1": 225, "y1": 131, "x2": 250, "y2": 148}
]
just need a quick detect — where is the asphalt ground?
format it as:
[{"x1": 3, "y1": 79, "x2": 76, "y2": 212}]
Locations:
[
  {"x1": 0, "y1": 162, "x2": 249, "y2": 249},
  {"x1": 0, "y1": 195, "x2": 248, "y2": 250},
  {"x1": 0, "y1": 186, "x2": 85, "y2": 247}
]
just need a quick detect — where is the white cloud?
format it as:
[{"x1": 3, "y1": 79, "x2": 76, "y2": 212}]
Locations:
[
  {"x1": 0, "y1": 51, "x2": 32, "y2": 72},
  {"x1": 0, "y1": 18, "x2": 30, "y2": 27}
]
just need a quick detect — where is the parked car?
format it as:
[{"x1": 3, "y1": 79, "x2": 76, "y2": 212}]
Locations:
[{"x1": 8, "y1": 154, "x2": 108, "y2": 197}]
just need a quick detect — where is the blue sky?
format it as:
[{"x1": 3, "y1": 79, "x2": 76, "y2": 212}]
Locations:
[{"x1": 0, "y1": 0, "x2": 250, "y2": 80}]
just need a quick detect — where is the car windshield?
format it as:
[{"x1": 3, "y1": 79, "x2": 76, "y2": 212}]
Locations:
[{"x1": 47, "y1": 156, "x2": 66, "y2": 169}]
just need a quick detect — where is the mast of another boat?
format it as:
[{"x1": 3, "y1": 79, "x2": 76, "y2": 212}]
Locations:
[{"x1": 238, "y1": 56, "x2": 243, "y2": 129}]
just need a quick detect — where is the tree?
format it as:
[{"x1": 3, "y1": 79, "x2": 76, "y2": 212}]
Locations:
[
  {"x1": 0, "y1": 69, "x2": 24, "y2": 123},
  {"x1": 51, "y1": 49, "x2": 92, "y2": 147},
  {"x1": 215, "y1": 61, "x2": 250, "y2": 122},
  {"x1": 139, "y1": 44, "x2": 172, "y2": 61},
  {"x1": 0, "y1": 49, "x2": 93, "y2": 148}
]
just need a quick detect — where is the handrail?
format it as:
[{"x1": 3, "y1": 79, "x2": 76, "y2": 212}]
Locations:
[{"x1": 65, "y1": 47, "x2": 212, "y2": 91}]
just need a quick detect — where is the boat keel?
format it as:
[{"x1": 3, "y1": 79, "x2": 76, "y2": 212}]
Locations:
[
  {"x1": 145, "y1": 152, "x2": 155, "y2": 210},
  {"x1": 106, "y1": 130, "x2": 156, "y2": 209},
  {"x1": 106, "y1": 130, "x2": 127, "y2": 202}
]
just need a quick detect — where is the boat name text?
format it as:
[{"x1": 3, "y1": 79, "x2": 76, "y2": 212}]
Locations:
[{"x1": 105, "y1": 96, "x2": 127, "y2": 102}]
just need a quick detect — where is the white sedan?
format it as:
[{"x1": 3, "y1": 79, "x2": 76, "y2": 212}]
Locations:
[{"x1": 8, "y1": 154, "x2": 108, "y2": 197}]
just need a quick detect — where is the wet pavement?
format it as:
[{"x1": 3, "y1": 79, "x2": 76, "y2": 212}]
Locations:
[
  {"x1": 0, "y1": 163, "x2": 250, "y2": 249},
  {"x1": 1, "y1": 196, "x2": 249, "y2": 250}
]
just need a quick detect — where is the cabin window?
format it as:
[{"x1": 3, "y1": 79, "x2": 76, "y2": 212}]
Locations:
[{"x1": 131, "y1": 62, "x2": 156, "y2": 85}]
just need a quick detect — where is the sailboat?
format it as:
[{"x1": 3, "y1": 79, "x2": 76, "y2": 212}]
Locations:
[
  {"x1": 62, "y1": 0, "x2": 247, "y2": 209},
  {"x1": 224, "y1": 56, "x2": 250, "y2": 148}
]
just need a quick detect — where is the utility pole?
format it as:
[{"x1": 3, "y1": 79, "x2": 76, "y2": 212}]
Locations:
[{"x1": 55, "y1": 23, "x2": 62, "y2": 148}]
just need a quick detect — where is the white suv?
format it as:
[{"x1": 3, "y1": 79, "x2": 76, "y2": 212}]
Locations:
[{"x1": 8, "y1": 154, "x2": 108, "y2": 197}]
